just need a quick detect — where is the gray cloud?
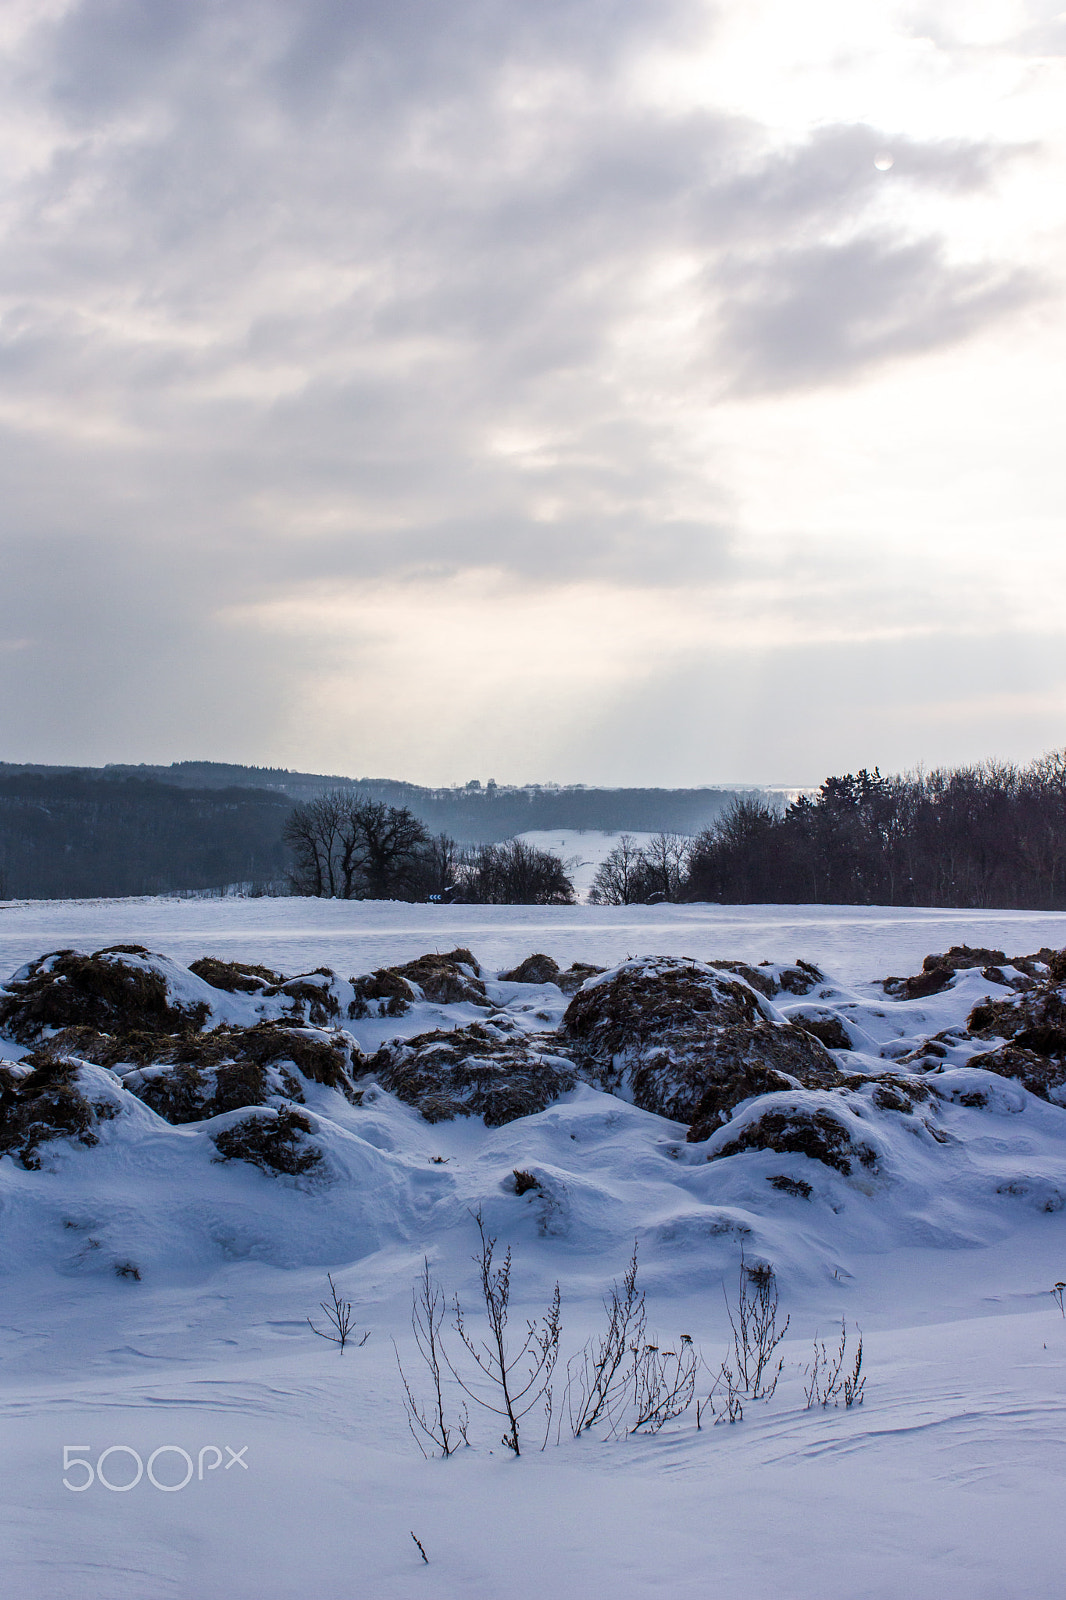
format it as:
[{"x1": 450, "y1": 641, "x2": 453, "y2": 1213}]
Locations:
[
  {"x1": 0, "y1": 0, "x2": 1048, "y2": 769},
  {"x1": 716, "y1": 236, "x2": 1035, "y2": 394}
]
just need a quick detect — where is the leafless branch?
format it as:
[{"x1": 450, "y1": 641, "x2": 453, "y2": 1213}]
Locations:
[{"x1": 308, "y1": 1273, "x2": 368, "y2": 1351}]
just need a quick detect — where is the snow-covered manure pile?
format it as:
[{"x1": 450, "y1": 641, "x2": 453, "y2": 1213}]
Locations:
[{"x1": 3, "y1": 938, "x2": 1066, "y2": 1278}]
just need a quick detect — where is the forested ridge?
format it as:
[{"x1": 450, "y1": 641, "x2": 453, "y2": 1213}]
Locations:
[
  {"x1": 0, "y1": 762, "x2": 738, "y2": 847},
  {"x1": 0, "y1": 767, "x2": 737, "y2": 899},
  {"x1": 0, "y1": 774, "x2": 290, "y2": 899}
]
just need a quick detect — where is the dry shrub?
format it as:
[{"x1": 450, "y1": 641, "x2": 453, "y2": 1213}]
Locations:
[{"x1": 211, "y1": 1106, "x2": 324, "y2": 1176}]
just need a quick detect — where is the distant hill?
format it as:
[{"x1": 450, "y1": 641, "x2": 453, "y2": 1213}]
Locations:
[
  {"x1": 0, "y1": 772, "x2": 292, "y2": 900},
  {"x1": 0, "y1": 761, "x2": 752, "y2": 899}
]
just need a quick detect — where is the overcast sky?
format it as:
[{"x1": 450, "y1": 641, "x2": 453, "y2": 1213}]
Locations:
[{"x1": 1, "y1": 0, "x2": 1064, "y2": 786}]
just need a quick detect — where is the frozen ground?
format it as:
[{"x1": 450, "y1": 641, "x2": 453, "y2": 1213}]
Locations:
[{"x1": 3, "y1": 897, "x2": 1066, "y2": 1599}]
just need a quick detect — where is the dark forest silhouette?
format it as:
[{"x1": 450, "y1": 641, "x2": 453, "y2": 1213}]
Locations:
[{"x1": 683, "y1": 755, "x2": 1066, "y2": 909}]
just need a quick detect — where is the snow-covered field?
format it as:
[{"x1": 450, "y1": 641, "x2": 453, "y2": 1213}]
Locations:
[
  {"x1": 6, "y1": 891, "x2": 1066, "y2": 986},
  {"x1": 3, "y1": 896, "x2": 1066, "y2": 1600},
  {"x1": 514, "y1": 829, "x2": 662, "y2": 900}
]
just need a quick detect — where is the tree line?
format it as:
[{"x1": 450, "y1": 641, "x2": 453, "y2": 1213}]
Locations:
[
  {"x1": 585, "y1": 754, "x2": 1066, "y2": 910},
  {"x1": 7, "y1": 756, "x2": 1065, "y2": 909},
  {"x1": 283, "y1": 791, "x2": 575, "y2": 903}
]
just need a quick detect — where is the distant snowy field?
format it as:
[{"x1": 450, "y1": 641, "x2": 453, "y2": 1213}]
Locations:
[
  {"x1": 5, "y1": 890, "x2": 1066, "y2": 986},
  {"x1": 3, "y1": 895, "x2": 1066, "y2": 1600},
  {"x1": 515, "y1": 828, "x2": 661, "y2": 900}
]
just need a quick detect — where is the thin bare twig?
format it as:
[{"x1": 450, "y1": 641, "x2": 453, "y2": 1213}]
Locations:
[{"x1": 308, "y1": 1274, "x2": 369, "y2": 1351}]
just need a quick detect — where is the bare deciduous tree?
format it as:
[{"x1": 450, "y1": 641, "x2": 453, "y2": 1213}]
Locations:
[
  {"x1": 284, "y1": 790, "x2": 429, "y2": 899},
  {"x1": 415, "y1": 832, "x2": 462, "y2": 900},
  {"x1": 589, "y1": 832, "x2": 691, "y2": 904},
  {"x1": 640, "y1": 832, "x2": 690, "y2": 902},
  {"x1": 587, "y1": 835, "x2": 646, "y2": 905},
  {"x1": 453, "y1": 839, "x2": 575, "y2": 905}
]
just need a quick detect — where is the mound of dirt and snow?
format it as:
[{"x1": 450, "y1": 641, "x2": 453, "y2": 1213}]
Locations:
[
  {"x1": 561, "y1": 956, "x2": 841, "y2": 1129},
  {"x1": 0, "y1": 1056, "x2": 122, "y2": 1169},
  {"x1": 881, "y1": 943, "x2": 1051, "y2": 1000},
  {"x1": 4, "y1": 936, "x2": 1066, "y2": 1272},
  {"x1": 498, "y1": 952, "x2": 605, "y2": 992},
  {"x1": 0, "y1": 943, "x2": 357, "y2": 1041},
  {"x1": 348, "y1": 947, "x2": 493, "y2": 1018},
  {"x1": 369, "y1": 1022, "x2": 575, "y2": 1125},
  {"x1": 0, "y1": 946, "x2": 215, "y2": 1041},
  {"x1": 956, "y1": 955, "x2": 1066, "y2": 1103},
  {"x1": 117, "y1": 1024, "x2": 364, "y2": 1122},
  {"x1": 211, "y1": 1104, "x2": 327, "y2": 1177}
]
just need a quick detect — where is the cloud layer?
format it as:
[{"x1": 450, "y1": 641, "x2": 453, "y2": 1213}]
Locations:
[{"x1": 0, "y1": 0, "x2": 1060, "y2": 782}]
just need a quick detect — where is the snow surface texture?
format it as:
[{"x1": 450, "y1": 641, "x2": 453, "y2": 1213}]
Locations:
[
  {"x1": 2, "y1": 898, "x2": 1066, "y2": 1599},
  {"x1": 6, "y1": 892, "x2": 1066, "y2": 984}
]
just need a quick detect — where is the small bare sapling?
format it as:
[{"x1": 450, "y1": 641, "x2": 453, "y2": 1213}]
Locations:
[
  {"x1": 725, "y1": 1255, "x2": 790, "y2": 1400},
  {"x1": 308, "y1": 1273, "x2": 369, "y2": 1351},
  {"x1": 843, "y1": 1333, "x2": 865, "y2": 1408},
  {"x1": 629, "y1": 1335, "x2": 698, "y2": 1434},
  {"x1": 805, "y1": 1319, "x2": 864, "y2": 1408},
  {"x1": 450, "y1": 1210, "x2": 561, "y2": 1456},
  {"x1": 395, "y1": 1257, "x2": 469, "y2": 1458},
  {"x1": 703, "y1": 1359, "x2": 745, "y2": 1425},
  {"x1": 567, "y1": 1243, "x2": 646, "y2": 1438}
]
